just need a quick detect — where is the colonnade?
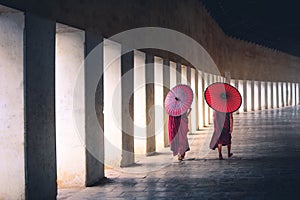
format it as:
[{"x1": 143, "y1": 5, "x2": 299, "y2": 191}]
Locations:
[{"x1": 0, "y1": 8, "x2": 299, "y2": 200}]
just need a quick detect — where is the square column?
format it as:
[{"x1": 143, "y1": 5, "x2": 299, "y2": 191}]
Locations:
[
  {"x1": 163, "y1": 59, "x2": 170, "y2": 147},
  {"x1": 145, "y1": 54, "x2": 156, "y2": 155},
  {"x1": 169, "y1": 61, "x2": 176, "y2": 88},
  {"x1": 243, "y1": 80, "x2": 248, "y2": 112},
  {"x1": 270, "y1": 82, "x2": 274, "y2": 108},
  {"x1": 285, "y1": 82, "x2": 291, "y2": 106},
  {"x1": 121, "y1": 49, "x2": 135, "y2": 167},
  {"x1": 254, "y1": 81, "x2": 260, "y2": 110},
  {"x1": 246, "y1": 80, "x2": 252, "y2": 111},
  {"x1": 154, "y1": 57, "x2": 165, "y2": 151},
  {"x1": 181, "y1": 65, "x2": 187, "y2": 84},
  {"x1": 133, "y1": 50, "x2": 146, "y2": 155},
  {"x1": 85, "y1": 32, "x2": 104, "y2": 185},
  {"x1": 55, "y1": 24, "x2": 86, "y2": 188},
  {"x1": 283, "y1": 82, "x2": 287, "y2": 106},
  {"x1": 291, "y1": 83, "x2": 295, "y2": 106},
  {"x1": 261, "y1": 81, "x2": 266, "y2": 109},
  {"x1": 24, "y1": 13, "x2": 56, "y2": 199},
  {"x1": 276, "y1": 82, "x2": 279, "y2": 108},
  {"x1": 267, "y1": 82, "x2": 272, "y2": 109},
  {"x1": 203, "y1": 73, "x2": 210, "y2": 126},
  {"x1": 290, "y1": 82, "x2": 293, "y2": 106},
  {"x1": 198, "y1": 71, "x2": 204, "y2": 128},
  {"x1": 251, "y1": 80, "x2": 255, "y2": 111},
  {"x1": 0, "y1": 11, "x2": 25, "y2": 199},
  {"x1": 278, "y1": 82, "x2": 283, "y2": 107},
  {"x1": 296, "y1": 83, "x2": 300, "y2": 105},
  {"x1": 238, "y1": 80, "x2": 244, "y2": 113},
  {"x1": 103, "y1": 39, "x2": 122, "y2": 168},
  {"x1": 190, "y1": 68, "x2": 197, "y2": 132},
  {"x1": 272, "y1": 82, "x2": 278, "y2": 108},
  {"x1": 176, "y1": 63, "x2": 181, "y2": 85}
]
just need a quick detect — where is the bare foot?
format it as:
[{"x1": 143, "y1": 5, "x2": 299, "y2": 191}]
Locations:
[{"x1": 219, "y1": 154, "x2": 223, "y2": 160}]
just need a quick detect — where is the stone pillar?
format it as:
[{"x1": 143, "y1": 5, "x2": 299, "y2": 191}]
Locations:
[
  {"x1": 290, "y1": 82, "x2": 293, "y2": 105},
  {"x1": 190, "y1": 68, "x2": 197, "y2": 132},
  {"x1": 194, "y1": 70, "x2": 199, "y2": 130},
  {"x1": 198, "y1": 71, "x2": 204, "y2": 128},
  {"x1": 203, "y1": 73, "x2": 210, "y2": 126},
  {"x1": 270, "y1": 82, "x2": 274, "y2": 109},
  {"x1": 275, "y1": 82, "x2": 279, "y2": 108},
  {"x1": 163, "y1": 60, "x2": 170, "y2": 147},
  {"x1": 187, "y1": 67, "x2": 192, "y2": 130},
  {"x1": 170, "y1": 61, "x2": 176, "y2": 88},
  {"x1": 233, "y1": 79, "x2": 240, "y2": 113},
  {"x1": 251, "y1": 80, "x2": 255, "y2": 111},
  {"x1": 293, "y1": 83, "x2": 297, "y2": 105},
  {"x1": 0, "y1": 11, "x2": 25, "y2": 199},
  {"x1": 89, "y1": 75, "x2": 106, "y2": 183},
  {"x1": 243, "y1": 80, "x2": 247, "y2": 112},
  {"x1": 176, "y1": 63, "x2": 181, "y2": 85},
  {"x1": 296, "y1": 83, "x2": 300, "y2": 105},
  {"x1": 103, "y1": 39, "x2": 122, "y2": 168},
  {"x1": 278, "y1": 82, "x2": 282, "y2": 107},
  {"x1": 154, "y1": 57, "x2": 165, "y2": 151},
  {"x1": 145, "y1": 54, "x2": 156, "y2": 155},
  {"x1": 208, "y1": 74, "x2": 213, "y2": 124},
  {"x1": 283, "y1": 82, "x2": 287, "y2": 107},
  {"x1": 85, "y1": 32, "x2": 104, "y2": 185},
  {"x1": 255, "y1": 81, "x2": 261, "y2": 110},
  {"x1": 181, "y1": 65, "x2": 187, "y2": 84},
  {"x1": 56, "y1": 24, "x2": 86, "y2": 188},
  {"x1": 261, "y1": 81, "x2": 265, "y2": 110},
  {"x1": 265, "y1": 82, "x2": 269, "y2": 109},
  {"x1": 133, "y1": 50, "x2": 146, "y2": 155},
  {"x1": 238, "y1": 80, "x2": 244, "y2": 113},
  {"x1": 24, "y1": 13, "x2": 56, "y2": 199},
  {"x1": 267, "y1": 82, "x2": 273, "y2": 109},
  {"x1": 121, "y1": 49, "x2": 135, "y2": 167},
  {"x1": 291, "y1": 83, "x2": 295, "y2": 106},
  {"x1": 286, "y1": 82, "x2": 289, "y2": 106}
]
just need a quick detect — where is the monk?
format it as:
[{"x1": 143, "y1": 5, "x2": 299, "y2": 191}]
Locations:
[
  {"x1": 210, "y1": 111, "x2": 233, "y2": 160},
  {"x1": 168, "y1": 108, "x2": 192, "y2": 160}
]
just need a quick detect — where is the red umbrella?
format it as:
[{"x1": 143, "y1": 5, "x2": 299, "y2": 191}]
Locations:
[
  {"x1": 164, "y1": 84, "x2": 194, "y2": 116},
  {"x1": 204, "y1": 82, "x2": 242, "y2": 113}
]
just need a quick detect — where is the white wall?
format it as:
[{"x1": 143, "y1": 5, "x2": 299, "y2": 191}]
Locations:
[
  {"x1": 154, "y1": 57, "x2": 165, "y2": 151},
  {"x1": 0, "y1": 12, "x2": 25, "y2": 199},
  {"x1": 55, "y1": 25, "x2": 86, "y2": 187},
  {"x1": 103, "y1": 39, "x2": 122, "y2": 167},
  {"x1": 133, "y1": 50, "x2": 146, "y2": 154}
]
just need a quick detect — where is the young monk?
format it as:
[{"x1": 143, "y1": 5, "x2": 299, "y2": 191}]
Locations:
[
  {"x1": 168, "y1": 108, "x2": 192, "y2": 160},
  {"x1": 210, "y1": 111, "x2": 233, "y2": 160}
]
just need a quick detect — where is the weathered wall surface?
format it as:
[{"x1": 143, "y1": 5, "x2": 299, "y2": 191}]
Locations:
[
  {"x1": 0, "y1": 12, "x2": 25, "y2": 200},
  {"x1": 0, "y1": 0, "x2": 299, "y2": 82}
]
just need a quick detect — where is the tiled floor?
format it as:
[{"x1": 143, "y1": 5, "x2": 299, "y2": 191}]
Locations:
[{"x1": 58, "y1": 106, "x2": 300, "y2": 199}]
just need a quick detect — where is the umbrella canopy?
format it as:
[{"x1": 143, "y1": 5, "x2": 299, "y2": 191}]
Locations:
[
  {"x1": 204, "y1": 82, "x2": 242, "y2": 113},
  {"x1": 164, "y1": 84, "x2": 194, "y2": 116}
]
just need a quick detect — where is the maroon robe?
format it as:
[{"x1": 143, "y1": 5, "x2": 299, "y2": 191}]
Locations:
[
  {"x1": 168, "y1": 114, "x2": 190, "y2": 156},
  {"x1": 210, "y1": 111, "x2": 232, "y2": 150}
]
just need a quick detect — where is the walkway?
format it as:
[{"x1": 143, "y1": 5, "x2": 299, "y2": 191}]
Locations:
[{"x1": 58, "y1": 106, "x2": 300, "y2": 200}]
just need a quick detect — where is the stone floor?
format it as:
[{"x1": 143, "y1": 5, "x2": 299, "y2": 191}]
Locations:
[{"x1": 58, "y1": 106, "x2": 300, "y2": 200}]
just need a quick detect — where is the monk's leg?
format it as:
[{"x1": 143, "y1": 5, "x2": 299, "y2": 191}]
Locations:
[
  {"x1": 227, "y1": 144, "x2": 233, "y2": 157},
  {"x1": 217, "y1": 144, "x2": 223, "y2": 160}
]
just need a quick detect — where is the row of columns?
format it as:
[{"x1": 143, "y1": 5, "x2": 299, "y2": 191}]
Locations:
[
  {"x1": 1, "y1": 8, "x2": 300, "y2": 200},
  {"x1": 231, "y1": 80, "x2": 300, "y2": 113}
]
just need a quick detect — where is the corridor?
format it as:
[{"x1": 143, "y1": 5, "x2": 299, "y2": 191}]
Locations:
[{"x1": 58, "y1": 106, "x2": 300, "y2": 199}]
